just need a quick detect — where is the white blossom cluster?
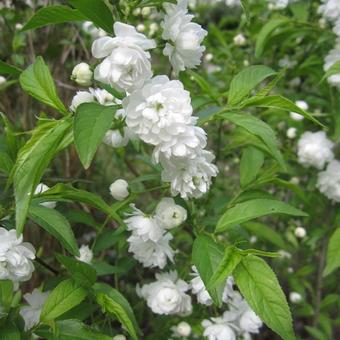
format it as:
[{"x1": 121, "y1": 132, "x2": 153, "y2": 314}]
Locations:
[
  {"x1": 0, "y1": 227, "x2": 36, "y2": 284},
  {"x1": 125, "y1": 198, "x2": 187, "y2": 269},
  {"x1": 319, "y1": 0, "x2": 340, "y2": 88},
  {"x1": 71, "y1": 0, "x2": 218, "y2": 199}
]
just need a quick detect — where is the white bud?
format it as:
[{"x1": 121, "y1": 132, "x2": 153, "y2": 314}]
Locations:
[
  {"x1": 278, "y1": 250, "x2": 292, "y2": 259},
  {"x1": 155, "y1": 198, "x2": 187, "y2": 229},
  {"x1": 34, "y1": 183, "x2": 56, "y2": 209},
  {"x1": 243, "y1": 59, "x2": 249, "y2": 67},
  {"x1": 71, "y1": 62, "x2": 93, "y2": 87},
  {"x1": 290, "y1": 100, "x2": 308, "y2": 121},
  {"x1": 110, "y1": 179, "x2": 129, "y2": 201},
  {"x1": 76, "y1": 245, "x2": 93, "y2": 264},
  {"x1": 233, "y1": 33, "x2": 246, "y2": 46},
  {"x1": 132, "y1": 8, "x2": 141, "y2": 16},
  {"x1": 319, "y1": 18, "x2": 327, "y2": 29},
  {"x1": 70, "y1": 91, "x2": 94, "y2": 111},
  {"x1": 113, "y1": 335, "x2": 126, "y2": 340},
  {"x1": 289, "y1": 292, "x2": 302, "y2": 304},
  {"x1": 286, "y1": 127, "x2": 297, "y2": 139},
  {"x1": 205, "y1": 53, "x2": 213, "y2": 62},
  {"x1": 290, "y1": 177, "x2": 300, "y2": 185},
  {"x1": 15, "y1": 23, "x2": 23, "y2": 30},
  {"x1": 103, "y1": 129, "x2": 129, "y2": 148},
  {"x1": 0, "y1": 76, "x2": 6, "y2": 85},
  {"x1": 294, "y1": 227, "x2": 306, "y2": 238},
  {"x1": 287, "y1": 267, "x2": 294, "y2": 273},
  {"x1": 137, "y1": 23, "x2": 145, "y2": 32},
  {"x1": 249, "y1": 236, "x2": 257, "y2": 244},
  {"x1": 176, "y1": 321, "x2": 191, "y2": 337},
  {"x1": 141, "y1": 6, "x2": 151, "y2": 16},
  {"x1": 149, "y1": 23, "x2": 159, "y2": 36}
]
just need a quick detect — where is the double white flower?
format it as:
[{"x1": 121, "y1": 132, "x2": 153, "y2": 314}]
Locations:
[
  {"x1": 92, "y1": 22, "x2": 156, "y2": 92},
  {"x1": 317, "y1": 160, "x2": 340, "y2": 202},
  {"x1": 162, "y1": 0, "x2": 207, "y2": 75},
  {"x1": 0, "y1": 228, "x2": 36, "y2": 283},
  {"x1": 137, "y1": 271, "x2": 192, "y2": 316}
]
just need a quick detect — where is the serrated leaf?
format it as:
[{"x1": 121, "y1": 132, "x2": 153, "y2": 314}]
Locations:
[
  {"x1": 74, "y1": 103, "x2": 116, "y2": 169},
  {"x1": 41, "y1": 279, "x2": 87, "y2": 322},
  {"x1": 234, "y1": 255, "x2": 295, "y2": 340},
  {"x1": 221, "y1": 113, "x2": 286, "y2": 170},
  {"x1": 228, "y1": 65, "x2": 276, "y2": 105},
  {"x1": 29, "y1": 205, "x2": 79, "y2": 256},
  {"x1": 56, "y1": 254, "x2": 97, "y2": 288},
  {"x1": 93, "y1": 283, "x2": 141, "y2": 340},
  {"x1": 68, "y1": 0, "x2": 114, "y2": 34},
  {"x1": 207, "y1": 246, "x2": 242, "y2": 291},
  {"x1": 216, "y1": 198, "x2": 307, "y2": 232},
  {"x1": 22, "y1": 5, "x2": 86, "y2": 31},
  {"x1": 240, "y1": 146, "x2": 264, "y2": 188},
  {"x1": 19, "y1": 57, "x2": 67, "y2": 113},
  {"x1": 13, "y1": 118, "x2": 72, "y2": 234},
  {"x1": 324, "y1": 228, "x2": 340, "y2": 276},
  {"x1": 192, "y1": 235, "x2": 224, "y2": 306}
]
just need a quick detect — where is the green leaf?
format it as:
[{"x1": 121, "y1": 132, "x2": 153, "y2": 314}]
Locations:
[
  {"x1": 221, "y1": 113, "x2": 286, "y2": 170},
  {"x1": 0, "y1": 60, "x2": 22, "y2": 75},
  {"x1": 228, "y1": 65, "x2": 276, "y2": 105},
  {"x1": 36, "y1": 319, "x2": 112, "y2": 340},
  {"x1": 74, "y1": 103, "x2": 116, "y2": 169},
  {"x1": 192, "y1": 235, "x2": 224, "y2": 306},
  {"x1": 207, "y1": 246, "x2": 242, "y2": 291},
  {"x1": 33, "y1": 183, "x2": 116, "y2": 217},
  {"x1": 216, "y1": 198, "x2": 307, "y2": 232},
  {"x1": 240, "y1": 146, "x2": 264, "y2": 188},
  {"x1": 93, "y1": 283, "x2": 141, "y2": 340},
  {"x1": 56, "y1": 254, "x2": 97, "y2": 288},
  {"x1": 68, "y1": 0, "x2": 114, "y2": 34},
  {"x1": 234, "y1": 255, "x2": 295, "y2": 340},
  {"x1": 324, "y1": 228, "x2": 340, "y2": 276},
  {"x1": 22, "y1": 6, "x2": 86, "y2": 31},
  {"x1": 255, "y1": 18, "x2": 290, "y2": 58},
  {"x1": 29, "y1": 205, "x2": 79, "y2": 256},
  {"x1": 322, "y1": 60, "x2": 340, "y2": 82},
  {"x1": 41, "y1": 279, "x2": 88, "y2": 322},
  {"x1": 0, "y1": 323, "x2": 20, "y2": 340},
  {"x1": 241, "y1": 95, "x2": 322, "y2": 127},
  {"x1": 13, "y1": 118, "x2": 72, "y2": 234},
  {"x1": 243, "y1": 222, "x2": 289, "y2": 250},
  {"x1": 0, "y1": 280, "x2": 13, "y2": 310},
  {"x1": 0, "y1": 151, "x2": 14, "y2": 174},
  {"x1": 19, "y1": 57, "x2": 67, "y2": 113}
]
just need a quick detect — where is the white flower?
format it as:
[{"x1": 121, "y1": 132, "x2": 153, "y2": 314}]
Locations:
[
  {"x1": 324, "y1": 39, "x2": 340, "y2": 88},
  {"x1": 222, "y1": 276, "x2": 235, "y2": 303},
  {"x1": 289, "y1": 292, "x2": 302, "y2": 304},
  {"x1": 268, "y1": 0, "x2": 289, "y2": 9},
  {"x1": 202, "y1": 318, "x2": 236, "y2": 340},
  {"x1": 109, "y1": 179, "x2": 129, "y2": 201},
  {"x1": 103, "y1": 128, "x2": 131, "y2": 148},
  {"x1": 19, "y1": 289, "x2": 49, "y2": 331},
  {"x1": 286, "y1": 127, "x2": 297, "y2": 139},
  {"x1": 233, "y1": 33, "x2": 246, "y2": 46},
  {"x1": 155, "y1": 197, "x2": 187, "y2": 229},
  {"x1": 162, "y1": 0, "x2": 207, "y2": 74},
  {"x1": 0, "y1": 228, "x2": 35, "y2": 283},
  {"x1": 70, "y1": 91, "x2": 94, "y2": 111},
  {"x1": 317, "y1": 160, "x2": 340, "y2": 202},
  {"x1": 82, "y1": 21, "x2": 107, "y2": 39},
  {"x1": 34, "y1": 183, "x2": 56, "y2": 209},
  {"x1": 161, "y1": 150, "x2": 218, "y2": 199},
  {"x1": 127, "y1": 232, "x2": 174, "y2": 269},
  {"x1": 294, "y1": 227, "x2": 306, "y2": 238},
  {"x1": 190, "y1": 266, "x2": 213, "y2": 305},
  {"x1": 239, "y1": 309, "x2": 262, "y2": 334},
  {"x1": 92, "y1": 22, "x2": 156, "y2": 92},
  {"x1": 0, "y1": 76, "x2": 6, "y2": 85},
  {"x1": 138, "y1": 271, "x2": 192, "y2": 315},
  {"x1": 297, "y1": 131, "x2": 334, "y2": 169},
  {"x1": 71, "y1": 62, "x2": 93, "y2": 86},
  {"x1": 333, "y1": 18, "x2": 340, "y2": 36},
  {"x1": 225, "y1": 0, "x2": 241, "y2": 6},
  {"x1": 318, "y1": 0, "x2": 340, "y2": 23},
  {"x1": 89, "y1": 88, "x2": 120, "y2": 106},
  {"x1": 125, "y1": 204, "x2": 163, "y2": 242},
  {"x1": 123, "y1": 75, "x2": 206, "y2": 161},
  {"x1": 290, "y1": 100, "x2": 308, "y2": 121},
  {"x1": 76, "y1": 245, "x2": 93, "y2": 264},
  {"x1": 173, "y1": 321, "x2": 192, "y2": 337}
]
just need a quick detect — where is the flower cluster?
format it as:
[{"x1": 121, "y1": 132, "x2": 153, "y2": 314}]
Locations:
[
  {"x1": 125, "y1": 198, "x2": 187, "y2": 269},
  {"x1": 319, "y1": 0, "x2": 340, "y2": 88},
  {"x1": 0, "y1": 227, "x2": 36, "y2": 284}
]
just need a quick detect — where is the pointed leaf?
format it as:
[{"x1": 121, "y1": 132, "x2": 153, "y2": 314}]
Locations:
[{"x1": 324, "y1": 228, "x2": 340, "y2": 276}]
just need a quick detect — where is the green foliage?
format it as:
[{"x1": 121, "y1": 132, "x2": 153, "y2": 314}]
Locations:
[
  {"x1": 324, "y1": 228, "x2": 340, "y2": 276},
  {"x1": 240, "y1": 146, "x2": 264, "y2": 188}
]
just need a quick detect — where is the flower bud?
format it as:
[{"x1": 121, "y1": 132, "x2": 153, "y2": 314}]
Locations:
[
  {"x1": 294, "y1": 227, "x2": 306, "y2": 238},
  {"x1": 141, "y1": 6, "x2": 151, "y2": 16},
  {"x1": 71, "y1": 62, "x2": 93, "y2": 87},
  {"x1": 286, "y1": 127, "x2": 297, "y2": 139},
  {"x1": 103, "y1": 129, "x2": 129, "y2": 148},
  {"x1": 76, "y1": 245, "x2": 93, "y2": 264},
  {"x1": 15, "y1": 23, "x2": 23, "y2": 30},
  {"x1": 137, "y1": 23, "x2": 145, "y2": 32},
  {"x1": 289, "y1": 292, "x2": 302, "y2": 304},
  {"x1": 155, "y1": 198, "x2": 187, "y2": 229},
  {"x1": 0, "y1": 76, "x2": 6, "y2": 86},
  {"x1": 110, "y1": 179, "x2": 129, "y2": 201},
  {"x1": 34, "y1": 183, "x2": 56, "y2": 209},
  {"x1": 70, "y1": 91, "x2": 94, "y2": 111},
  {"x1": 176, "y1": 321, "x2": 191, "y2": 337},
  {"x1": 233, "y1": 33, "x2": 246, "y2": 46},
  {"x1": 290, "y1": 100, "x2": 308, "y2": 121},
  {"x1": 205, "y1": 53, "x2": 213, "y2": 62}
]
